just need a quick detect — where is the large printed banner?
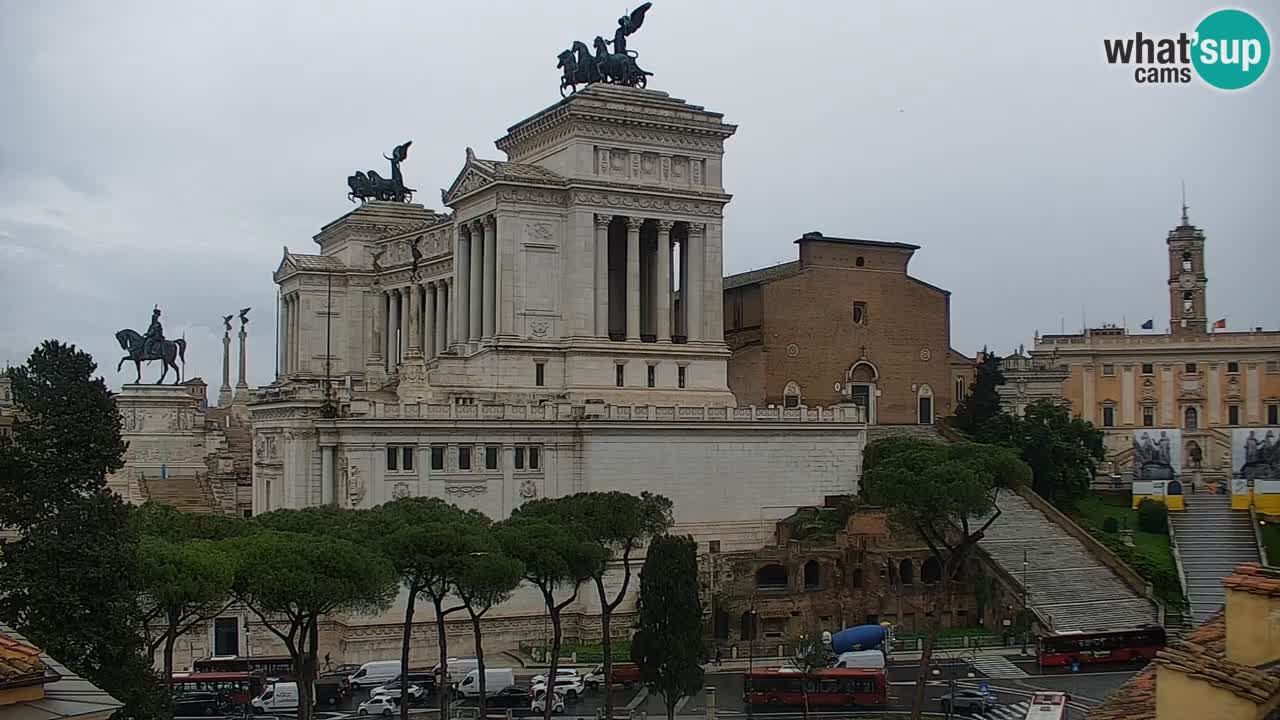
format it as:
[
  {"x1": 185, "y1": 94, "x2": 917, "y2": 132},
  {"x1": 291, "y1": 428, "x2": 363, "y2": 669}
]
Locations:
[
  {"x1": 1232, "y1": 427, "x2": 1280, "y2": 480},
  {"x1": 1132, "y1": 428, "x2": 1181, "y2": 480}
]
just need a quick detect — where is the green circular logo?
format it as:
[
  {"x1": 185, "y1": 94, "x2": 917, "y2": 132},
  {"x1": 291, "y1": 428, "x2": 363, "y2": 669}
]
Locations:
[{"x1": 1192, "y1": 9, "x2": 1271, "y2": 90}]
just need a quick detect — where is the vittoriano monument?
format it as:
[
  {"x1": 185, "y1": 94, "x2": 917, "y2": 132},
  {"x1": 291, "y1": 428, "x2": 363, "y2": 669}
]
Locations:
[
  {"x1": 347, "y1": 141, "x2": 415, "y2": 203},
  {"x1": 116, "y1": 306, "x2": 188, "y2": 384},
  {"x1": 557, "y1": 3, "x2": 654, "y2": 96}
]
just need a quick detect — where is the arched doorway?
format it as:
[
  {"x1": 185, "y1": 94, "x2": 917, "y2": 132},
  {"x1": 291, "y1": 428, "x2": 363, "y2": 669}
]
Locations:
[
  {"x1": 783, "y1": 381, "x2": 802, "y2": 409},
  {"x1": 803, "y1": 560, "x2": 820, "y2": 589},
  {"x1": 899, "y1": 559, "x2": 914, "y2": 585},
  {"x1": 713, "y1": 608, "x2": 730, "y2": 640},
  {"x1": 917, "y1": 384, "x2": 935, "y2": 425},
  {"x1": 847, "y1": 361, "x2": 878, "y2": 423},
  {"x1": 921, "y1": 557, "x2": 942, "y2": 584}
]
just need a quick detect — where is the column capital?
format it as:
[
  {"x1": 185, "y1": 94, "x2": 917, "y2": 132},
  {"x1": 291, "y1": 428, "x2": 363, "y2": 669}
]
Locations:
[
  {"x1": 594, "y1": 213, "x2": 614, "y2": 228},
  {"x1": 686, "y1": 222, "x2": 706, "y2": 238},
  {"x1": 625, "y1": 216, "x2": 645, "y2": 231},
  {"x1": 656, "y1": 220, "x2": 675, "y2": 233},
  {"x1": 471, "y1": 218, "x2": 485, "y2": 232},
  {"x1": 457, "y1": 222, "x2": 471, "y2": 239},
  {"x1": 482, "y1": 214, "x2": 497, "y2": 231}
]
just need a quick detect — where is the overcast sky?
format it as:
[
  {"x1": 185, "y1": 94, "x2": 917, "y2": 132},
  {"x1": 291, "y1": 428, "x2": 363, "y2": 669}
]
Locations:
[{"x1": 2, "y1": 1, "x2": 1276, "y2": 395}]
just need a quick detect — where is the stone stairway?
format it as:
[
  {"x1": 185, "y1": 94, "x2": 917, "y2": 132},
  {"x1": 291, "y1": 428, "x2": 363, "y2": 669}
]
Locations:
[
  {"x1": 143, "y1": 475, "x2": 218, "y2": 514},
  {"x1": 1169, "y1": 492, "x2": 1260, "y2": 623},
  {"x1": 979, "y1": 492, "x2": 1159, "y2": 633}
]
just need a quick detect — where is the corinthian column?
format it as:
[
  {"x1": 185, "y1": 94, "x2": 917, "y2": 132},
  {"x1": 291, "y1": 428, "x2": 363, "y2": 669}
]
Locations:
[
  {"x1": 436, "y1": 279, "x2": 449, "y2": 354},
  {"x1": 686, "y1": 223, "x2": 705, "y2": 342},
  {"x1": 407, "y1": 281, "x2": 422, "y2": 353},
  {"x1": 656, "y1": 220, "x2": 673, "y2": 342},
  {"x1": 469, "y1": 220, "x2": 483, "y2": 342},
  {"x1": 594, "y1": 214, "x2": 611, "y2": 337},
  {"x1": 388, "y1": 288, "x2": 401, "y2": 368},
  {"x1": 456, "y1": 225, "x2": 471, "y2": 346},
  {"x1": 482, "y1": 216, "x2": 497, "y2": 339},
  {"x1": 423, "y1": 281, "x2": 436, "y2": 359},
  {"x1": 625, "y1": 217, "x2": 643, "y2": 341}
]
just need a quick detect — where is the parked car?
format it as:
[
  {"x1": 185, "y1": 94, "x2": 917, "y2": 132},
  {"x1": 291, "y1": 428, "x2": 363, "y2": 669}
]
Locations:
[
  {"x1": 173, "y1": 691, "x2": 225, "y2": 717},
  {"x1": 251, "y1": 682, "x2": 303, "y2": 714},
  {"x1": 349, "y1": 660, "x2": 402, "y2": 691},
  {"x1": 584, "y1": 663, "x2": 641, "y2": 690},
  {"x1": 457, "y1": 668, "x2": 516, "y2": 697},
  {"x1": 358, "y1": 696, "x2": 398, "y2": 717},
  {"x1": 531, "y1": 689, "x2": 566, "y2": 715},
  {"x1": 938, "y1": 690, "x2": 993, "y2": 715},
  {"x1": 370, "y1": 680, "x2": 427, "y2": 702},
  {"x1": 484, "y1": 686, "x2": 532, "y2": 709},
  {"x1": 531, "y1": 668, "x2": 579, "y2": 686},
  {"x1": 530, "y1": 676, "x2": 583, "y2": 702}
]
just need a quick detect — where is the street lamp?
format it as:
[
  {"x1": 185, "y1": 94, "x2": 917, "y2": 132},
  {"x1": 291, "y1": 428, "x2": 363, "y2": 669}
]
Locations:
[
  {"x1": 1021, "y1": 548, "x2": 1029, "y2": 656},
  {"x1": 746, "y1": 596, "x2": 757, "y2": 720},
  {"x1": 931, "y1": 648, "x2": 976, "y2": 720}
]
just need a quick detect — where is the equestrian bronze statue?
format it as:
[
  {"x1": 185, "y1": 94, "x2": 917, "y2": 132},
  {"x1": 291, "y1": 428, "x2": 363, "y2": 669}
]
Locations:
[{"x1": 115, "y1": 306, "x2": 187, "y2": 384}]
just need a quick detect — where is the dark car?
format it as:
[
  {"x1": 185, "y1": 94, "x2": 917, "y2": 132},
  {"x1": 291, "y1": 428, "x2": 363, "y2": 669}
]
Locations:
[
  {"x1": 482, "y1": 686, "x2": 531, "y2": 709},
  {"x1": 173, "y1": 691, "x2": 225, "y2": 717},
  {"x1": 322, "y1": 663, "x2": 363, "y2": 678},
  {"x1": 315, "y1": 677, "x2": 346, "y2": 706},
  {"x1": 939, "y1": 689, "x2": 993, "y2": 715}
]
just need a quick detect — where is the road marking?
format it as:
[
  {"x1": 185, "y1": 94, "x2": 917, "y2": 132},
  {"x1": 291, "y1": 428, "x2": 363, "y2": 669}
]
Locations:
[
  {"x1": 970, "y1": 655, "x2": 1030, "y2": 679},
  {"x1": 673, "y1": 696, "x2": 691, "y2": 714},
  {"x1": 624, "y1": 687, "x2": 649, "y2": 710},
  {"x1": 955, "y1": 681, "x2": 1096, "y2": 713},
  {"x1": 974, "y1": 702, "x2": 1030, "y2": 720}
]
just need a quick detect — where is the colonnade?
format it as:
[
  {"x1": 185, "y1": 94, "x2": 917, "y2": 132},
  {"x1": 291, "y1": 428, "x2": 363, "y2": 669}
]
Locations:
[
  {"x1": 594, "y1": 214, "x2": 704, "y2": 343},
  {"x1": 375, "y1": 277, "x2": 452, "y2": 371}
]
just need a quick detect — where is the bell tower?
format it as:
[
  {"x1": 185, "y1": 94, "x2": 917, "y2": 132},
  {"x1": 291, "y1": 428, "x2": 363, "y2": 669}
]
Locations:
[{"x1": 1167, "y1": 198, "x2": 1207, "y2": 337}]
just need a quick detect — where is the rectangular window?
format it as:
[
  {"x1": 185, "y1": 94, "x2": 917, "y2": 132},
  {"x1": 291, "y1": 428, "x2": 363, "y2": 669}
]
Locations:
[
  {"x1": 1268, "y1": 360, "x2": 1280, "y2": 374},
  {"x1": 485, "y1": 446, "x2": 498, "y2": 470},
  {"x1": 955, "y1": 378, "x2": 965, "y2": 401},
  {"x1": 431, "y1": 446, "x2": 445, "y2": 471},
  {"x1": 402, "y1": 447, "x2": 414, "y2": 472},
  {"x1": 1229, "y1": 405, "x2": 1240, "y2": 425},
  {"x1": 852, "y1": 302, "x2": 867, "y2": 325},
  {"x1": 678, "y1": 366, "x2": 687, "y2": 389},
  {"x1": 1141, "y1": 363, "x2": 1154, "y2": 375},
  {"x1": 213, "y1": 617, "x2": 240, "y2": 657},
  {"x1": 529, "y1": 446, "x2": 541, "y2": 470},
  {"x1": 1101, "y1": 364, "x2": 1115, "y2": 377},
  {"x1": 514, "y1": 447, "x2": 525, "y2": 470},
  {"x1": 1269, "y1": 404, "x2": 1279, "y2": 425},
  {"x1": 1102, "y1": 406, "x2": 1115, "y2": 427},
  {"x1": 708, "y1": 540, "x2": 721, "y2": 554},
  {"x1": 535, "y1": 362, "x2": 545, "y2": 387},
  {"x1": 615, "y1": 364, "x2": 625, "y2": 387},
  {"x1": 647, "y1": 365, "x2": 656, "y2": 388},
  {"x1": 1185, "y1": 362, "x2": 1197, "y2": 374},
  {"x1": 458, "y1": 446, "x2": 472, "y2": 471},
  {"x1": 1143, "y1": 407, "x2": 1154, "y2": 427},
  {"x1": 386, "y1": 447, "x2": 398, "y2": 471},
  {"x1": 1227, "y1": 361, "x2": 1240, "y2": 374}
]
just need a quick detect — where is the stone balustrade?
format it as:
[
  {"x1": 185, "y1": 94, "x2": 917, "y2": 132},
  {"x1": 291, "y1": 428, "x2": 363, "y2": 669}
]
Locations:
[{"x1": 349, "y1": 399, "x2": 864, "y2": 424}]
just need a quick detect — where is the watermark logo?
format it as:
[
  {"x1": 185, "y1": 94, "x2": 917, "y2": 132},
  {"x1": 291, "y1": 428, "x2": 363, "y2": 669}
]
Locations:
[{"x1": 1103, "y1": 8, "x2": 1270, "y2": 89}]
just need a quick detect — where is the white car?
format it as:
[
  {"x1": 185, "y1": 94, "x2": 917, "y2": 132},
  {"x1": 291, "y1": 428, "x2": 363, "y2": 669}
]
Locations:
[
  {"x1": 530, "y1": 676, "x2": 583, "y2": 702},
  {"x1": 530, "y1": 668, "x2": 579, "y2": 686},
  {"x1": 357, "y1": 696, "x2": 397, "y2": 717},
  {"x1": 370, "y1": 680, "x2": 425, "y2": 701},
  {"x1": 531, "y1": 689, "x2": 566, "y2": 715}
]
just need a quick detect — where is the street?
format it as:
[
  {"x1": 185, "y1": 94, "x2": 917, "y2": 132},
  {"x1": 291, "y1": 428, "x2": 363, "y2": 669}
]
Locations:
[{"x1": 206, "y1": 659, "x2": 1142, "y2": 720}]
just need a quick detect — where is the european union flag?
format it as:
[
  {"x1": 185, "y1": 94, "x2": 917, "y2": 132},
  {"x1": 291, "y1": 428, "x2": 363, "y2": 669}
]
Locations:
[{"x1": 1140, "y1": 319, "x2": 1154, "y2": 330}]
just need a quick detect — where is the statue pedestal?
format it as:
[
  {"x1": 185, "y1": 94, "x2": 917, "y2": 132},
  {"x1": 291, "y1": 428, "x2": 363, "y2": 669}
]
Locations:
[{"x1": 396, "y1": 353, "x2": 434, "y2": 403}]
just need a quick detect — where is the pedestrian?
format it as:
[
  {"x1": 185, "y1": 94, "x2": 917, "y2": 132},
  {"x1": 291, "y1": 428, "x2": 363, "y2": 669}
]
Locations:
[{"x1": 714, "y1": 646, "x2": 722, "y2": 666}]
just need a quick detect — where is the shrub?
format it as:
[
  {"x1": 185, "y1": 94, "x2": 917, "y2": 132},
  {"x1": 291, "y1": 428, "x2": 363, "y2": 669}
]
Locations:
[
  {"x1": 1102, "y1": 516, "x2": 1120, "y2": 533},
  {"x1": 1137, "y1": 498, "x2": 1169, "y2": 534}
]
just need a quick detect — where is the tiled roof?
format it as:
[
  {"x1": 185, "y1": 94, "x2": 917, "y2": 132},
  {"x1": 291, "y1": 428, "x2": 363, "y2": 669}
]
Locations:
[
  {"x1": 287, "y1": 254, "x2": 345, "y2": 272},
  {"x1": 723, "y1": 261, "x2": 801, "y2": 290},
  {"x1": 472, "y1": 158, "x2": 566, "y2": 186},
  {"x1": 1223, "y1": 563, "x2": 1280, "y2": 597},
  {"x1": 0, "y1": 633, "x2": 43, "y2": 684},
  {"x1": 0, "y1": 626, "x2": 122, "y2": 720},
  {"x1": 1088, "y1": 662, "x2": 1156, "y2": 720}
]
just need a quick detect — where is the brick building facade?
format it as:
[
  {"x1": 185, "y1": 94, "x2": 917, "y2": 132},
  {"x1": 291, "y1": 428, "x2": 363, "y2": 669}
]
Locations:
[{"x1": 723, "y1": 231, "x2": 958, "y2": 425}]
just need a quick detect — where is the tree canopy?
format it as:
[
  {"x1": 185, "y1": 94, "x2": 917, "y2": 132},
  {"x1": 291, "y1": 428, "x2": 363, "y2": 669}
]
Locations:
[
  {"x1": 951, "y1": 349, "x2": 1006, "y2": 440},
  {"x1": 631, "y1": 534, "x2": 704, "y2": 720},
  {"x1": 1013, "y1": 400, "x2": 1105, "y2": 505}
]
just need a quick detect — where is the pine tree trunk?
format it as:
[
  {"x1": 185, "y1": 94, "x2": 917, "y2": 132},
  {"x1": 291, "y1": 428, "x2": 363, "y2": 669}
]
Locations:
[
  {"x1": 298, "y1": 619, "x2": 319, "y2": 720},
  {"x1": 909, "y1": 627, "x2": 938, "y2": 720},
  {"x1": 472, "y1": 612, "x2": 487, "y2": 717},
  {"x1": 544, "y1": 602, "x2": 563, "y2": 720},
  {"x1": 163, "y1": 618, "x2": 177, "y2": 693},
  {"x1": 601, "y1": 599, "x2": 614, "y2": 720},
  {"x1": 400, "y1": 587, "x2": 418, "y2": 720},
  {"x1": 433, "y1": 597, "x2": 451, "y2": 720}
]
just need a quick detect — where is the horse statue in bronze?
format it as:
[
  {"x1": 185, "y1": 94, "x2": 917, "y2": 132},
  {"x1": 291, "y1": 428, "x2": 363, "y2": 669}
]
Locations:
[{"x1": 115, "y1": 329, "x2": 186, "y2": 385}]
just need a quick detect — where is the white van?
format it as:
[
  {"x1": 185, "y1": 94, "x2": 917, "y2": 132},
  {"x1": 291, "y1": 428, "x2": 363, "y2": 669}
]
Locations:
[
  {"x1": 431, "y1": 657, "x2": 479, "y2": 684},
  {"x1": 348, "y1": 660, "x2": 403, "y2": 690},
  {"x1": 457, "y1": 668, "x2": 515, "y2": 697},
  {"x1": 251, "y1": 681, "x2": 307, "y2": 713},
  {"x1": 833, "y1": 650, "x2": 886, "y2": 670}
]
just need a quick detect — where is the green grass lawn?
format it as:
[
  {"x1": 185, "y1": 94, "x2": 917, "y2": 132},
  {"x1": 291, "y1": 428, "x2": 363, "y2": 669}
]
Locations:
[
  {"x1": 1071, "y1": 494, "x2": 1182, "y2": 607},
  {"x1": 1263, "y1": 521, "x2": 1280, "y2": 566}
]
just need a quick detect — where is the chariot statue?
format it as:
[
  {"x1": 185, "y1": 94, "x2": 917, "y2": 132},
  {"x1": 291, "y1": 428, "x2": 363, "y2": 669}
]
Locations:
[
  {"x1": 558, "y1": 3, "x2": 654, "y2": 96},
  {"x1": 347, "y1": 141, "x2": 415, "y2": 203}
]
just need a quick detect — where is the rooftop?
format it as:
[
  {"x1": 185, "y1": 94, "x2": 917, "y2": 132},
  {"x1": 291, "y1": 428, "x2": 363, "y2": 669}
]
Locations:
[
  {"x1": 794, "y1": 231, "x2": 920, "y2": 251},
  {"x1": 0, "y1": 626, "x2": 122, "y2": 720},
  {"x1": 284, "y1": 253, "x2": 345, "y2": 272},
  {"x1": 722, "y1": 261, "x2": 801, "y2": 290},
  {"x1": 1223, "y1": 563, "x2": 1280, "y2": 598}
]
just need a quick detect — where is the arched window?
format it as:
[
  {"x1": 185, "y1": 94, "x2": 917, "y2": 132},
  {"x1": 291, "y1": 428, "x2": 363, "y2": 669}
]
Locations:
[
  {"x1": 803, "y1": 560, "x2": 820, "y2": 589},
  {"x1": 899, "y1": 559, "x2": 914, "y2": 585},
  {"x1": 921, "y1": 557, "x2": 942, "y2": 584},
  {"x1": 1184, "y1": 406, "x2": 1199, "y2": 431},
  {"x1": 1182, "y1": 291, "x2": 1194, "y2": 315},
  {"x1": 1181, "y1": 251, "x2": 1193, "y2": 272},
  {"x1": 740, "y1": 611, "x2": 758, "y2": 641},
  {"x1": 917, "y1": 384, "x2": 935, "y2": 425},
  {"x1": 851, "y1": 567, "x2": 864, "y2": 589},
  {"x1": 855, "y1": 256, "x2": 865, "y2": 267},
  {"x1": 783, "y1": 381, "x2": 802, "y2": 409},
  {"x1": 847, "y1": 361, "x2": 879, "y2": 424},
  {"x1": 756, "y1": 564, "x2": 788, "y2": 590}
]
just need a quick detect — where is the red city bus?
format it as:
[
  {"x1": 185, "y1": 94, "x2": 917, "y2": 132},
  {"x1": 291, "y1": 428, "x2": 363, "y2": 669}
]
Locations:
[
  {"x1": 1038, "y1": 626, "x2": 1166, "y2": 667},
  {"x1": 192, "y1": 655, "x2": 295, "y2": 678},
  {"x1": 744, "y1": 668, "x2": 887, "y2": 709},
  {"x1": 170, "y1": 672, "x2": 266, "y2": 707}
]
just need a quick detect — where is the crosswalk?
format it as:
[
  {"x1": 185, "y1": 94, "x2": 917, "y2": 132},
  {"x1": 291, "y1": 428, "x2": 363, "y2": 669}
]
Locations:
[
  {"x1": 974, "y1": 701, "x2": 1031, "y2": 720},
  {"x1": 970, "y1": 655, "x2": 1030, "y2": 679}
]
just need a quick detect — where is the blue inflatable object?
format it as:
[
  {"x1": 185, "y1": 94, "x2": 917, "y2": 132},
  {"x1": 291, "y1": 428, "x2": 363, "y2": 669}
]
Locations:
[{"x1": 830, "y1": 624, "x2": 886, "y2": 654}]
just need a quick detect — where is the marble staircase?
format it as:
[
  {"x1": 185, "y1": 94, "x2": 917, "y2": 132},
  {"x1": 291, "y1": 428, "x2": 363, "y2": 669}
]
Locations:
[
  {"x1": 1169, "y1": 492, "x2": 1260, "y2": 623},
  {"x1": 979, "y1": 492, "x2": 1160, "y2": 633},
  {"x1": 142, "y1": 474, "x2": 218, "y2": 514}
]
